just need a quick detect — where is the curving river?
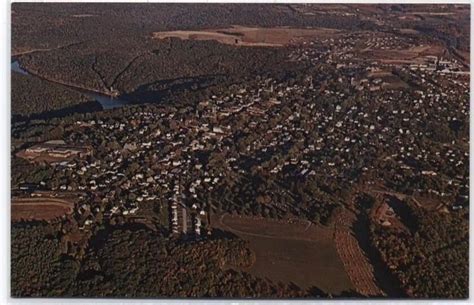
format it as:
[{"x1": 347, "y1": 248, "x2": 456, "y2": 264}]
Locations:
[{"x1": 11, "y1": 59, "x2": 129, "y2": 110}]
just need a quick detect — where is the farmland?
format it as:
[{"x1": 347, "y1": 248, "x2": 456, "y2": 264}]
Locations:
[{"x1": 213, "y1": 214, "x2": 354, "y2": 295}]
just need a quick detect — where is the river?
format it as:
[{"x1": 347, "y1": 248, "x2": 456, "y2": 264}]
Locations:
[{"x1": 11, "y1": 59, "x2": 129, "y2": 110}]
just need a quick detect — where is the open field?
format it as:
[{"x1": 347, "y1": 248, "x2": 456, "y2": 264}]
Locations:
[
  {"x1": 153, "y1": 26, "x2": 340, "y2": 47},
  {"x1": 11, "y1": 197, "x2": 74, "y2": 222},
  {"x1": 213, "y1": 214, "x2": 353, "y2": 294},
  {"x1": 358, "y1": 44, "x2": 445, "y2": 65}
]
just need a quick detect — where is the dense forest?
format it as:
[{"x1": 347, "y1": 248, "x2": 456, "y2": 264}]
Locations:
[
  {"x1": 11, "y1": 71, "x2": 96, "y2": 119},
  {"x1": 18, "y1": 38, "x2": 295, "y2": 99},
  {"x1": 370, "y1": 204, "x2": 468, "y2": 298},
  {"x1": 12, "y1": 222, "x2": 362, "y2": 298},
  {"x1": 12, "y1": 3, "x2": 377, "y2": 51}
]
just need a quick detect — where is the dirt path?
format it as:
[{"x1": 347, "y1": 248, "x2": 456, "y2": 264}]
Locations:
[
  {"x1": 12, "y1": 41, "x2": 87, "y2": 57},
  {"x1": 11, "y1": 60, "x2": 123, "y2": 100}
]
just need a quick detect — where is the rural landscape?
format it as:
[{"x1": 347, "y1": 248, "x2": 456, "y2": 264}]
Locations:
[{"x1": 11, "y1": 3, "x2": 469, "y2": 299}]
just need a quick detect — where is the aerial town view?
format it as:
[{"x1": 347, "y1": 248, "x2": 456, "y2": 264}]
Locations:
[{"x1": 10, "y1": 3, "x2": 469, "y2": 299}]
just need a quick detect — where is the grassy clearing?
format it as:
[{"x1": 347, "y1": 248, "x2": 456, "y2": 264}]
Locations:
[{"x1": 213, "y1": 214, "x2": 353, "y2": 294}]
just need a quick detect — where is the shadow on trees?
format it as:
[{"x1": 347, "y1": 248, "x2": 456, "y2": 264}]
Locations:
[
  {"x1": 120, "y1": 74, "x2": 227, "y2": 105},
  {"x1": 351, "y1": 210, "x2": 407, "y2": 298},
  {"x1": 12, "y1": 100, "x2": 103, "y2": 123},
  {"x1": 386, "y1": 195, "x2": 419, "y2": 234}
]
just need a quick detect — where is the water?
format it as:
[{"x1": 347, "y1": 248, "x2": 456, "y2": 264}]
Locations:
[
  {"x1": 11, "y1": 60, "x2": 129, "y2": 110},
  {"x1": 11, "y1": 60, "x2": 28, "y2": 76},
  {"x1": 89, "y1": 93, "x2": 129, "y2": 110}
]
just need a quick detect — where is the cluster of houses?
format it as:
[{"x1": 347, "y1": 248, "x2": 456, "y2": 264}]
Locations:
[
  {"x1": 169, "y1": 182, "x2": 208, "y2": 237},
  {"x1": 14, "y1": 28, "x2": 469, "y2": 235}
]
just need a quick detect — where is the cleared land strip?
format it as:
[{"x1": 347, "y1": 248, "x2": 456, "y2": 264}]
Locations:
[
  {"x1": 333, "y1": 208, "x2": 384, "y2": 297},
  {"x1": 153, "y1": 26, "x2": 339, "y2": 47},
  {"x1": 12, "y1": 41, "x2": 88, "y2": 57}
]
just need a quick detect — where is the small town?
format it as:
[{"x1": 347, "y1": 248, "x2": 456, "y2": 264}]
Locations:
[{"x1": 10, "y1": 3, "x2": 469, "y2": 300}]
